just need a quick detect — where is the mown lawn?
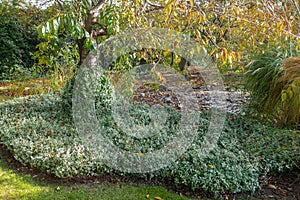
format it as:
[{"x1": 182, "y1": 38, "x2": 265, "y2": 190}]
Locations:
[
  {"x1": 0, "y1": 78, "x2": 55, "y2": 104},
  {"x1": 0, "y1": 154, "x2": 195, "y2": 200}
]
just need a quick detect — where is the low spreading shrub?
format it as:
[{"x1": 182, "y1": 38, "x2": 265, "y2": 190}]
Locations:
[{"x1": 0, "y1": 91, "x2": 298, "y2": 195}]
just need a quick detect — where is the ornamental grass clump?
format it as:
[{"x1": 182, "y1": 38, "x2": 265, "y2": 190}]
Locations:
[
  {"x1": 245, "y1": 46, "x2": 300, "y2": 127},
  {"x1": 277, "y1": 57, "x2": 300, "y2": 126}
]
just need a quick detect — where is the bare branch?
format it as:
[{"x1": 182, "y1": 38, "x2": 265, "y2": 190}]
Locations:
[
  {"x1": 56, "y1": 0, "x2": 64, "y2": 10},
  {"x1": 290, "y1": 0, "x2": 300, "y2": 15},
  {"x1": 142, "y1": 6, "x2": 165, "y2": 15},
  {"x1": 146, "y1": 0, "x2": 165, "y2": 8},
  {"x1": 90, "y1": 0, "x2": 106, "y2": 15},
  {"x1": 137, "y1": 0, "x2": 166, "y2": 15},
  {"x1": 85, "y1": 0, "x2": 106, "y2": 32}
]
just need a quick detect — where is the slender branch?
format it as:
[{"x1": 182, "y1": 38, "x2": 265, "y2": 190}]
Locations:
[
  {"x1": 85, "y1": 0, "x2": 106, "y2": 32},
  {"x1": 136, "y1": 0, "x2": 166, "y2": 16},
  {"x1": 90, "y1": 0, "x2": 106, "y2": 15},
  {"x1": 290, "y1": 0, "x2": 300, "y2": 15},
  {"x1": 145, "y1": 0, "x2": 165, "y2": 8},
  {"x1": 140, "y1": 0, "x2": 148, "y2": 14},
  {"x1": 56, "y1": 0, "x2": 64, "y2": 10},
  {"x1": 142, "y1": 6, "x2": 165, "y2": 14}
]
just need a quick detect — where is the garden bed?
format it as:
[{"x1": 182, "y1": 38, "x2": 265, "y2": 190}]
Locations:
[{"x1": 0, "y1": 92, "x2": 298, "y2": 199}]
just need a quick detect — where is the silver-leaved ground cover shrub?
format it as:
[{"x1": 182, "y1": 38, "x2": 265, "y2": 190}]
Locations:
[{"x1": 0, "y1": 92, "x2": 298, "y2": 194}]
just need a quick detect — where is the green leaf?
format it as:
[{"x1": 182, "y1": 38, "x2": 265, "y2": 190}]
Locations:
[{"x1": 281, "y1": 91, "x2": 287, "y2": 102}]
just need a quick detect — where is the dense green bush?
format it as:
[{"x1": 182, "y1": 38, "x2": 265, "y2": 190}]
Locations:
[
  {"x1": 60, "y1": 71, "x2": 112, "y2": 117},
  {"x1": 0, "y1": 1, "x2": 58, "y2": 80},
  {"x1": 0, "y1": 92, "x2": 298, "y2": 195},
  {"x1": 0, "y1": 15, "x2": 39, "y2": 79}
]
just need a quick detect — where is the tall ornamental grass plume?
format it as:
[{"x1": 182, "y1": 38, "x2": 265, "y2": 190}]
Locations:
[
  {"x1": 245, "y1": 46, "x2": 300, "y2": 128},
  {"x1": 277, "y1": 57, "x2": 300, "y2": 127}
]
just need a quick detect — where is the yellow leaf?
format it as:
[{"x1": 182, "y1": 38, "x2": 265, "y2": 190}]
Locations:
[
  {"x1": 209, "y1": 48, "x2": 216, "y2": 56},
  {"x1": 163, "y1": 51, "x2": 169, "y2": 56},
  {"x1": 135, "y1": 152, "x2": 144, "y2": 156},
  {"x1": 154, "y1": 197, "x2": 162, "y2": 200},
  {"x1": 189, "y1": 0, "x2": 194, "y2": 7},
  {"x1": 174, "y1": 55, "x2": 181, "y2": 64},
  {"x1": 237, "y1": 52, "x2": 242, "y2": 60},
  {"x1": 281, "y1": 92, "x2": 287, "y2": 102},
  {"x1": 146, "y1": 194, "x2": 150, "y2": 198},
  {"x1": 49, "y1": 152, "x2": 55, "y2": 158},
  {"x1": 165, "y1": 0, "x2": 176, "y2": 21},
  {"x1": 267, "y1": 184, "x2": 277, "y2": 190},
  {"x1": 56, "y1": 186, "x2": 60, "y2": 191}
]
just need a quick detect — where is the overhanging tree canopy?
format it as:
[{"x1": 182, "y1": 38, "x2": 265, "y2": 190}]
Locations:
[{"x1": 37, "y1": 0, "x2": 300, "y2": 71}]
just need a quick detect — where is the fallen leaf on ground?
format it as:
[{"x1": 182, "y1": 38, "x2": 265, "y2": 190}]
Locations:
[{"x1": 267, "y1": 184, "x2": 277, "y2": 190}]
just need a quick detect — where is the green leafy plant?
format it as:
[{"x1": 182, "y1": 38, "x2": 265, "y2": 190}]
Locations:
[
  {"x1": 33, "y1": 39, "x2": 78, "y2": 92},
  {"x1": 0, "y1": 94, "x2": 298, "y2": 195},
  {"x1": 0, "y1": 1, "x2": 42, "y2": 80}
]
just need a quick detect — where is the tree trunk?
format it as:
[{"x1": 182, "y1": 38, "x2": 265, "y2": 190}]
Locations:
[
  {"x1": 77, "y1": 38, "x2": 90, "y2": 66},
  {"x1": 178, "y1": 57, "x2": 188, "y2": 71}
]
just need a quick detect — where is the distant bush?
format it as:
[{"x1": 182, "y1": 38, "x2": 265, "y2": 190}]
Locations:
[
  {"x1": 0, "y1": 3, "x2": 40, "y2": 80},
  {"x1": 0, "y1": 16, "x2": 37, "y2": 79}
]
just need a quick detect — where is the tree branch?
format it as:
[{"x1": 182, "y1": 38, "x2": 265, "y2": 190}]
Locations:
[
  {"x1": 142, "y1": 6, "x2": 165, "y2": 15},
  {"x1": 137, "y1": 0, "x2": 166, "y2": 16},
  {"x1": 56, "y1": 0, "x2": 64, "y2": 10},
  {"x1": 85, "y1": 0, "x2": 106, "y2": 33},
  {"x1": 90, "y1": 0, "x2": 106, "y2": 15},
  {"x1": 145, "y1": 0, "x2": 165, "y2": 8}
]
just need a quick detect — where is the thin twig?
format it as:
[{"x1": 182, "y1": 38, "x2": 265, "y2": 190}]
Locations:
[{"x1": 146, "y1": 0, "x2": 165, "y2": 8}]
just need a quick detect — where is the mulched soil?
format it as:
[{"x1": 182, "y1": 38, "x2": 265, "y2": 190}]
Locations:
[{"x1": 133, "y1": 83, "x2": 181, "y2": 110}]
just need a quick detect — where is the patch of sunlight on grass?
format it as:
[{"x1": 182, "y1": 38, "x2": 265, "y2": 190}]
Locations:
[
  {"x1": 0, "y1": 157, "x2": 195, "y2": 200},
  {"x1": 0, "y1": 95, "x2": 13, "y2": 104},
  {"x1": 0, "y1": 160, "x2": 51, "y2": 199}
]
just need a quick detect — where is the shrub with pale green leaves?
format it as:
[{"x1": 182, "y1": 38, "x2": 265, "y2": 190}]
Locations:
[{"x1": 0, "y1": 93, "x2": 298, "y2": 194}]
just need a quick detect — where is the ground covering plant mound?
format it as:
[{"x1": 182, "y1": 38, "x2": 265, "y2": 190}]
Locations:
[
  {"x1": 0, "y1": 95, "x2": 102, "y2": 178},
  {"x1": 245, "y1": 45, "x2": 300, "y2": 127},
  {"x1": 0, "y1": 84, "x2": 299, "y2": 196}
]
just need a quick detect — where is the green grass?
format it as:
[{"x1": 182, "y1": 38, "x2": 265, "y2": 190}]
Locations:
[
  {"x1": 0, "y1": 94, "x2": 13, "y2": 104},
  {"x1": 0, "y1": 77, "x2": 66, "y2": 106},
  {"x1": 0, "y1": 155, "x2": 195, "y2": 200}
]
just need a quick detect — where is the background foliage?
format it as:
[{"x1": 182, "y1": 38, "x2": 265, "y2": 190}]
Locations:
[{"x1": 0, "y1": 1, "x2": 40, "y2": 79}]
